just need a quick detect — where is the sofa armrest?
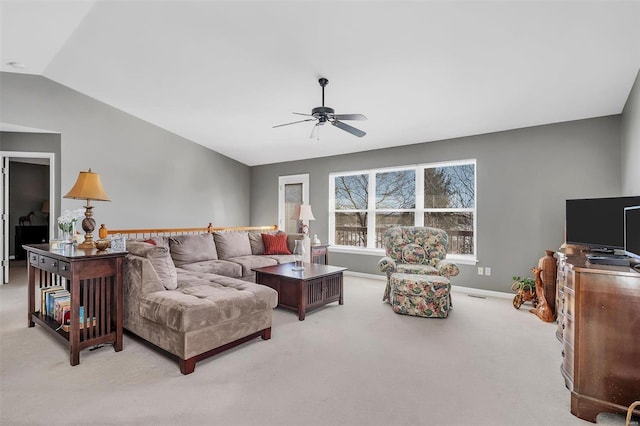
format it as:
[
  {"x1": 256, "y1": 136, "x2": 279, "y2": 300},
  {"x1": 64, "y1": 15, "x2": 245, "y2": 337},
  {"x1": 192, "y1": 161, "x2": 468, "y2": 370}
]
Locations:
[
  {"x1": 124, "y1": 254, "x2": 166, "y2": 296},
  {"x1": 437, "y1": 261, "x2": 460, "y2": 278},
  {"x1": 378, "y1": 256, "x2": 397, "y2": 274}
]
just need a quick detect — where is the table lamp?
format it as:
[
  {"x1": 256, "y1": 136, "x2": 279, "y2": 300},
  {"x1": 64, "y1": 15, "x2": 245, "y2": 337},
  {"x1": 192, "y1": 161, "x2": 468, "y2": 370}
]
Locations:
[
  {"x1": 291, "y1": 204, "x2": 315, "y2": 236},
  {"x1": 64, "y1": 169, "x2": 111, "y2": 249}
]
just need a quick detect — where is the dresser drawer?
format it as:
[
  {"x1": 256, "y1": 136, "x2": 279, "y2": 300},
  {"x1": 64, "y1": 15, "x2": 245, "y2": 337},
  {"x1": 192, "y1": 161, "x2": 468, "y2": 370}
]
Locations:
[
  {"x1": 564, "y1": 287, "x2": 575, "y2": 319},
  {"x1": 562, "y1": 342, "x2": 574, "y2": 384},
  {"x1": 556, "y1": 311, "x2": 565, "y2": 342},
  {"x1": 556, "y1": 286, "x2": 565, "y2": 314},
  {"x1": 565, "y1": 270, "x2": 575, "y2": 290},
  {"x1": 562, "y1": 315, "x2": 574, "y2": 346}
]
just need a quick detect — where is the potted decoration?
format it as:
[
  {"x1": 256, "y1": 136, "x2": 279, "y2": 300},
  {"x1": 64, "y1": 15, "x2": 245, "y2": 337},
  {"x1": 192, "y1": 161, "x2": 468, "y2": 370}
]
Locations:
[{"x1": 511, "y1": 275, "x2": 538, "y2": 309}]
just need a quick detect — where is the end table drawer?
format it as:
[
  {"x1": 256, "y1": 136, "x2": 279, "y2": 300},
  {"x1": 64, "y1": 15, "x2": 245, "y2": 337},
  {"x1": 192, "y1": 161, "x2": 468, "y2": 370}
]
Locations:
[
  {"x1": 38, "y1": 255, "x2": 59, "y2": 273},
  {"x1": 29, "y1": 252, "x2": 39, "y2": 266},
  {"x1": 57, "y1": 261, "x2": 71, "y2": 278}
]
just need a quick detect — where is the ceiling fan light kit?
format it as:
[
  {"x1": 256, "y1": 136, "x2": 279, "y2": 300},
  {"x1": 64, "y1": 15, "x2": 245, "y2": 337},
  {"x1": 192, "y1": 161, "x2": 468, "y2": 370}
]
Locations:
[{"x1": 273, "y1": 77, "x2": 367, "y2": 139}]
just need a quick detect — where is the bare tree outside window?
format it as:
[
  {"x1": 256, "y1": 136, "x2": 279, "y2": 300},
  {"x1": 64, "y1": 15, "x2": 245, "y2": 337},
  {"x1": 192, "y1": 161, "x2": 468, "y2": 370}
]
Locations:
[
  {"x1": 335, "y1": 175, "x2": 368, "y2": 246},
  {"x1": 375, "y1": 170, "x2": 415, "y2": 247},
  {"x1": 331, "y1": 161, "x2": 476, "y2": 255},
  {"x1": 424, "y1": 164, "x2": 475, "y2": 255}
]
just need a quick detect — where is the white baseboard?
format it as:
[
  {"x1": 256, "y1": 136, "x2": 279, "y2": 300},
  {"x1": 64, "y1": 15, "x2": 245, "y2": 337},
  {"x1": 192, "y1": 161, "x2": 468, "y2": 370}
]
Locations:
[
  {"x1": 451, "y1": 284, "x2": 513, "y2": 300},
  {"x1": 344, "y1": 270, "x2": 386, "y2": 281},
  {"x1": 343, "y1": 270, "x2": 513, "y2": 299}
]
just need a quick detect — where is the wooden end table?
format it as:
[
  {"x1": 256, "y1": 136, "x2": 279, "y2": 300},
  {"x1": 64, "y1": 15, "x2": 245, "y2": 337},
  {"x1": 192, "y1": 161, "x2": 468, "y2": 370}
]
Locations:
[
  {"x1": 253, "y1": 262, "x2": 346, "y2": 320},
  {"x1": 24, "y1": 243, "x2": 126, "y2": 366},
  {"x1": 310, "y1": 243, "x2": 330, "y2": 265}
]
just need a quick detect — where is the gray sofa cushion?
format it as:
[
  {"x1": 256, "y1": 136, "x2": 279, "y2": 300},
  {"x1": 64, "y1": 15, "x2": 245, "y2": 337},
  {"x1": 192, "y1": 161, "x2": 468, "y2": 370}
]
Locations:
[
  {"x1": 127, "y1": 241, "x2": 178, "y2": 290},
  {"x1": 176, "y1": 259, "x2": 243, "y2": 279},
  {"x1": 227, "y1": 255, "x2": 278, "y2": 276},
  {"x1": 263, "y1": 254, "x2": 297, "y2": 264},
  {"x1": 214, "y1": 231, "x2": 252, "y2": 260},
  {"x1": 169, "y1": 234, "x2": 218, "y2": 266},
  {"x1": 139, "y1": 279, "x2": 278, "y2": 333}
]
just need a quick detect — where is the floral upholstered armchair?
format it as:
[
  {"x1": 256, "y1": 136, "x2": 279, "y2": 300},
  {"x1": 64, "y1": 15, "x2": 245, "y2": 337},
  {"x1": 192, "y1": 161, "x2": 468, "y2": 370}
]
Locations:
[{"x1": 378, "y1": 226, "x2": 460, "y2": 301}]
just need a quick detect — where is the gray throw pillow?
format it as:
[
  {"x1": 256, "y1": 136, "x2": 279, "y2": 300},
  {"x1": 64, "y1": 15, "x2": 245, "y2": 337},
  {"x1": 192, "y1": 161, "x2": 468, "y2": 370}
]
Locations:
[
  {"x1": 169, "y1": 234, "x2": 218, "y2": 266},
  {"x1": 127, "y1": 241, "x2": 178, "y2": 290},
  {"x1": 213, "y1": 231, "x2": 252, "y2": 260}
]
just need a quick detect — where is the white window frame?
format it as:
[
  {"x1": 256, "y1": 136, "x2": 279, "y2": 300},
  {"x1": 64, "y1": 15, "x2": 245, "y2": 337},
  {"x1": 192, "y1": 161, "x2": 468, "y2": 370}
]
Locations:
[{"x1": 329, "y1": 159, "x2": 477, "y2": 264}]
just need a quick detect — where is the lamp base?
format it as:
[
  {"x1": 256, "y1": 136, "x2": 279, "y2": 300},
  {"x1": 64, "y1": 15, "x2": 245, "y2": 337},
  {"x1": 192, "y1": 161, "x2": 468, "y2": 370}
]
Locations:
[{"x1": 77, "y1": 240, "x2": 96, "y2": 249}]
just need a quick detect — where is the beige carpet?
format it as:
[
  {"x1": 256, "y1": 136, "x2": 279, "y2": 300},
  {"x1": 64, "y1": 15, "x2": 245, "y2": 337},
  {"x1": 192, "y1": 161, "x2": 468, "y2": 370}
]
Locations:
[{"x1": 0, "y1": 262, "x2": 635, "y2": 426}]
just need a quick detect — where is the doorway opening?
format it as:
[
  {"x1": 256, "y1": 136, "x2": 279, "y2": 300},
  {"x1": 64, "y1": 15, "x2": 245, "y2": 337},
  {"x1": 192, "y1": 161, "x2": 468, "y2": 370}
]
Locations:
[{"x1": 1, "y1": 152, "x2": 55, "y2": 284}]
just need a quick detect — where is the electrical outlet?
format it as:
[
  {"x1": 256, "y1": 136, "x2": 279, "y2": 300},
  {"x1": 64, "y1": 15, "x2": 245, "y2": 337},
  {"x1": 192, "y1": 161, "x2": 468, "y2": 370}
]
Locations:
[
  {"x1": 477, "y1": 267, "x2": 484, "y2": 275},
  {"x1": 485, "y1": 267, "x2": 491, "y2": 276}
]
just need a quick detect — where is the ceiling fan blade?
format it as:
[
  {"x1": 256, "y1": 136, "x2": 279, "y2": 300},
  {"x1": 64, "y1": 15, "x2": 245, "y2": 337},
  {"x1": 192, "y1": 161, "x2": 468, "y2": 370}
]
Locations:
[
  {"x1": 310, "y1": 123, "x2": 320, "y2": 140},
  {"x1": 333, "y1": 114, "x2": 367, "y2": 121},
  {"x1": 273, "y1": 118, "x2": 316, "y2": 128},
  {"x1": 293, "y1": 112, "x2": 313, "y2": 117},
  {"x1": 332, "y1": 120, "x2": 366, "y2": 138}
]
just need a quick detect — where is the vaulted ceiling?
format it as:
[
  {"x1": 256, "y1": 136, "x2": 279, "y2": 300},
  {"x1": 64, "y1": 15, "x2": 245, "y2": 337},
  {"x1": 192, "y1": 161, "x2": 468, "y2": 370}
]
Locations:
[{"x1": 2, "y1": 1, "x2": 639, "y2": 166}]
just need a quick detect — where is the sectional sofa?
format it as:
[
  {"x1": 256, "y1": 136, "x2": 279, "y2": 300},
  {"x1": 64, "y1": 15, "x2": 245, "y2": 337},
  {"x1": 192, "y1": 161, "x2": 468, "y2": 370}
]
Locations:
[{"x1": 118, "y1": 227, "x2": 303, "y2": 374}]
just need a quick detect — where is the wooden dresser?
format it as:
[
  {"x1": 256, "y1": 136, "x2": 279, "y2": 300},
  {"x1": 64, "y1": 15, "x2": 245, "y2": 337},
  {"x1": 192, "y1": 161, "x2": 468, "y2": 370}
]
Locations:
[{"x1": 555, "y1": 250, "x2": 640, "y2": 422}]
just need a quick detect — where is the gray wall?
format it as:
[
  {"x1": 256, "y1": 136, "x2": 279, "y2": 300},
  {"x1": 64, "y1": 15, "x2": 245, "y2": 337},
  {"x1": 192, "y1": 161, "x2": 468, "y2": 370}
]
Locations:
[
  {"x1": 0, "y1": 131, "x2": 62, "y2": 223},
  {"x1": 0, "y1": 72, "x2": 250, "y2": 228},
  {"x1": 251, "y1": 116, "x2": 622, "y2": 293},
  {"x1": 621, "y1": 68, "x2": 640, "y2": 196}
]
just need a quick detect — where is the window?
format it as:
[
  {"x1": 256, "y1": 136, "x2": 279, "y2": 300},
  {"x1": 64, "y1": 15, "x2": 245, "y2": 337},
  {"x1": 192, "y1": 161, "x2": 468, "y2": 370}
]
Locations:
[{"x1": 329, "y1": 160, "x2": 476, "y2": 260}]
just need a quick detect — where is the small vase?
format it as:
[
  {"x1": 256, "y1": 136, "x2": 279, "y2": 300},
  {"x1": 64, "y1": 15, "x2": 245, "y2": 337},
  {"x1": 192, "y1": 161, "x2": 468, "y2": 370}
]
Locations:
[
  {"x1": 60, "y1": 223, "x2": 75, "y2": 244},
  {"x1": 292, "y1": 240, "x2": 305, "y2": 271}
]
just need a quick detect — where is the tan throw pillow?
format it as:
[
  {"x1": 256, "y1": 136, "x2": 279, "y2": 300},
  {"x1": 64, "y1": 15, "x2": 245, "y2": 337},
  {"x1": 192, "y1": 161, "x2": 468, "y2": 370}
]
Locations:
[
  {"x1": 213, "y1": 231, "x2": 252, "y2": 260},
  {"x1": 127, "y1": 241, "x2": 178, "y2": 290},
  {"x1": 169, "y1": 234, "x2": 218, "y2": 266}
]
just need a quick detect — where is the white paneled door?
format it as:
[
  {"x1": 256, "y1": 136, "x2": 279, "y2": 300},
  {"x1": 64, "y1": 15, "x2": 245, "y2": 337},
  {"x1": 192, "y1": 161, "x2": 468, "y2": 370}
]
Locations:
[{"x1": 278, "y1": 174, "x2": 309, "y2": 233}]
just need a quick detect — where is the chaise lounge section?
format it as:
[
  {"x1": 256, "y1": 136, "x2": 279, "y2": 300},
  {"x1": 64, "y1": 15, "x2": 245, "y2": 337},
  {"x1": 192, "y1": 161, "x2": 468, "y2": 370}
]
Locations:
[{"x1": 118, "y1": 225, "x2": 302, "y2": 374}]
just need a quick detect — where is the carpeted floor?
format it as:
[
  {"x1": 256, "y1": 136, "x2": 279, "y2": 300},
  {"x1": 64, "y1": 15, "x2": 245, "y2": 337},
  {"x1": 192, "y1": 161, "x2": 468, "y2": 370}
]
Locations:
[{"x1": 0, "y1": 262, "x2": 635, "y2": 426}]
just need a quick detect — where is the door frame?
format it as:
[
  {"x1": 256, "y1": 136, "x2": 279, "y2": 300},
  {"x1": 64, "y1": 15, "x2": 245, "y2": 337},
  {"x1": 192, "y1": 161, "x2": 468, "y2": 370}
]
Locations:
[
  {"x1": 278, "y1": 174, "x2": 309, "y2": 231},
  {"x1": 1, "y1": 151, "x2": 55, "y2": 284}
]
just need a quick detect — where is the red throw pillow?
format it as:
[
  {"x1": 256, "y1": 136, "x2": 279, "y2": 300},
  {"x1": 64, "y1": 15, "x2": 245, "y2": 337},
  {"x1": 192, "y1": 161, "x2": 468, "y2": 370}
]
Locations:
[
  {"x1": 262, "y1": 233, "x2": 291, "y2": 255},
  {"x1": 143, "y1": 239, "x2": 157, "y2": 246}
]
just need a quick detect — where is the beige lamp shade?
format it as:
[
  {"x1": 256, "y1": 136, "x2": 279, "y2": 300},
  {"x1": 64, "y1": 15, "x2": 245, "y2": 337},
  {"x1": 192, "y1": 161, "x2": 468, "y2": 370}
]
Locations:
[
  {"x1": 291, "y1": 204, "x2": 315, "y2": 221},
  {"x1": 64, "y1": 169, "x2": 111, "y2": 201},
  {"x1": 41, "y1": 200, "x2": 50, "y2": 214}
]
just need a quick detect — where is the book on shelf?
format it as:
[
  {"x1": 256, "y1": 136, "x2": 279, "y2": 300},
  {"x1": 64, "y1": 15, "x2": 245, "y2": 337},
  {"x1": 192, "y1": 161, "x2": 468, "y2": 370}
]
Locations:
[
  {"x1": 47, "y1": 290, "x2": 70, "y2": 319},
  {"x1": 60, "y1": 306, "x2": 96, "y2": 332},
  {"x1": 40, "y1": 286, "x2": 64, "y2": 316},
  {"x1": 54, "y1": 298, "x2": 71, "y2": 324}
]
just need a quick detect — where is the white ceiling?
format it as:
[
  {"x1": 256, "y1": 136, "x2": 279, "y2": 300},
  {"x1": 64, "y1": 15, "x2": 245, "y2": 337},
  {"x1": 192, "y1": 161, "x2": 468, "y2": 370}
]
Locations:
[{"x1": 2, "y1": 1, "x2": 639, "y2": 166}]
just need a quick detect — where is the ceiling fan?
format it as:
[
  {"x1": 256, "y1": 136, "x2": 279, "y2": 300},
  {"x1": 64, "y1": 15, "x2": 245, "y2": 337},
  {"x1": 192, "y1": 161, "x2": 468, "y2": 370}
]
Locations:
[{"x1": 273, "y1": 78, "x2": 367, "y2": 139}]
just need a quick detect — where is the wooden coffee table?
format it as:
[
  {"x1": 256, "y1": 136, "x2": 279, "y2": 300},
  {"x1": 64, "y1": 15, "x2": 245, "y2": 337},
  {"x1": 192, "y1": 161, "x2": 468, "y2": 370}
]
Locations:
[{"x1": 253, "y1": 263, "x2": 346, "y2": 321}]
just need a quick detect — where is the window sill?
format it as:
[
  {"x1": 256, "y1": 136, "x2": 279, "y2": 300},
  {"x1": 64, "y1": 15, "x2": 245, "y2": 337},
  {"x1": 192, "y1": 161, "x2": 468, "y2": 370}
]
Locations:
[{"x1": 328, "y1": 246, "x2": 478, "y2": 265}]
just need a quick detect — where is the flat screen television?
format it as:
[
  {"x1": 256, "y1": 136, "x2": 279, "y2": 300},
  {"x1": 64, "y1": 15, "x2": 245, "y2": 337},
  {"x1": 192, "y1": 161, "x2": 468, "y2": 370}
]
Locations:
[
  {"x1": 565, "y1": 196, "x2": 640, "y2": 251},
  {"x1": 624, "y1": 206, "x2": 640, "y2": 261}
]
